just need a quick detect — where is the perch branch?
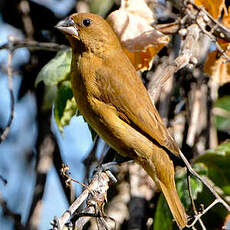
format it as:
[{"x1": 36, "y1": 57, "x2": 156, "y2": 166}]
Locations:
[{"x1": 52, "y1": 169, "x2": 112, "y2": 230}]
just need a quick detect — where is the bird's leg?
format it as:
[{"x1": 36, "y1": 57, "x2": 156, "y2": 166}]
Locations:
[{"x1": 94, "y1": 148, "x2": 133, "y2": 183}]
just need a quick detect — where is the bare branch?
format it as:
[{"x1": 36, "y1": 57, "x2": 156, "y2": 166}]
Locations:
[
  {"x1": 148, "y1": 23, "x2": 200, "y2": 102},
  {"x1": 186, "y1": 84, "x2": 202, "y2": 147},
  {"x1": 184, "y1": 0, "x2": 230, "y2": 42},
  {"x1": 0, "y1": 38, "x2": 68, "y2": 52},
  {"x1": 52, "y1": 170, "x2": 112, "y2": 230},
  {"x1": 179, "y1": 150, "x2": 230, "y2": 213},
  {"x1": 0, "y1": 193, "x2": 25, "y2": 230},
  {"x1": 18, "y1": 0, "x2": 34, "y2": 39},
  {"x1": 0, "y1": 38, "x2": 15, "y2": 144},
  {"x1": 187, "y1": 173, "x2": 206, "y2": 229},
  {"x1": 26, "y1": 134, "x2": 54, "y2": 230},
  {"x1": 212, "y1": 107, "x2": 230, "y2": 120}
]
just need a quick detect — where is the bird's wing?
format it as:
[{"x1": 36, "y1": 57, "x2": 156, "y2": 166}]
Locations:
[{"x1": 95, "y1": 54, "x2": 179, "y2": 155}]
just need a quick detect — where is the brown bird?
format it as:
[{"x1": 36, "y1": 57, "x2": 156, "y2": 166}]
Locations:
[{"x1": 56, "y1": 13, "x2": 187, "y2": 228}]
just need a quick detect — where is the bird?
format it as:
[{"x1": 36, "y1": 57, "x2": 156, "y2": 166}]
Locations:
[{"x1": 56, "y1": 12, "x2": 187, "y2": 228}]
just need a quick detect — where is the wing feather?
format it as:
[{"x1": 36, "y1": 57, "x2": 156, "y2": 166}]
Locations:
[{"x1": 95, "y1": 54, "x2": 179, "y2": 155}]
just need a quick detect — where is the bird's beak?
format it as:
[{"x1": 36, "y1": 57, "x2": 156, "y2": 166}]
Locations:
[{"x1": 55, "y1": 17, "x2": 79, "y2": 39}]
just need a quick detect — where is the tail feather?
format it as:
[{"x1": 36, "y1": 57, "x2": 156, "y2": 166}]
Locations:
[
  {"x1": 138, "y1": 156, "x2": 187, "y2": 229},
  {"x1": 159, "y1": 181, "x2": 187, "y2": 229}
]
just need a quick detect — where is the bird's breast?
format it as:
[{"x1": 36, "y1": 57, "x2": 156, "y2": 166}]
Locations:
[{"x1": 70, "y1": 53, "x2": 105, "y2": 127}]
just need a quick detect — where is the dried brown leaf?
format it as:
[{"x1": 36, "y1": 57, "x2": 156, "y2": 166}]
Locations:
[
  {"x1": 204, "y1": 50, "x2": 230, "y2": 85},
  {"x1": 194, "y1": 0, "x2": 225, "y2": 19},
  {"x1": 204, "y1": 7, "x2": 230, "y2": 85},
  {"x1": 107, "y1": 0, "x2": 169, "y2": 71}
]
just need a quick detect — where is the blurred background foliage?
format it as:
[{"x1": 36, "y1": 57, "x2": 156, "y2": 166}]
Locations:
[{"x1": 0, "y1": 0, "x2": 230, "y2": 230}]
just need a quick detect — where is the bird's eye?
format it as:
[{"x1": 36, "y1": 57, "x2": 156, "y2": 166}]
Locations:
[{"x1": 82, "y1": 18, "x2": 91, "y2": 27}]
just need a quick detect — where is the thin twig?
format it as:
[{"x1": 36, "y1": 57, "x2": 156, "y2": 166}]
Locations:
[
  {"x1": 187, "y1": 199, "x2": 220, "y2": 228},
  {"x1": 184, "y1": 0, "x2": 230, "y2": 42},
  {"x1": 61, "y1": 163, "x2": 91, "y2": 192},
  {"x1": 0, "y1": 175, "x2": 7, "y2": 185},
  {"x1": 0, "y1": 39, "x2": 68, "y2": 52},
  {"x1": 0, "y1": 193, "x2": 25, "y2": 230},
  {"x1": 212, "y1": 107, "x2": 230, "y2": 120},
  {"x1": 26, "y1": 134, "x2": 54, "y2": 230},
  {"x1": 0, "y1": 42, "x2": 15, "y2": 143},
  {"x1": 180, "y1": 150, "x2": 230, "y2": 212},
  {"x1": 186, "y1": 84, "x2": 202, "y2": 147},
  {"x1": 52, "y1": 170, "x2": 111, "y2": 230},
  {"x1": 187, "y1": 173, "x2": 206, "y2": 229}
]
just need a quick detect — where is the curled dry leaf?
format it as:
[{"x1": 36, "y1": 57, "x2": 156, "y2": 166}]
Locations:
[
  {"x1": 204, "y1": 49, "x2": 230, "y2": 86},
  {"x1": 107, "y1": 0, "x2": 169, "y2": 71},
  {"x1": 204, "y1": 7, "x2": 230, "y2": 85},
  {"x1": 194, "y1": 0, "x2": 225, "y2": 19}
]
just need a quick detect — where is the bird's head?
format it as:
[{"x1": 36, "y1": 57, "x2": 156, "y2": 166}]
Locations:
[{"x1": 56, "y1": 13, "x2": 121, "y2": 55}]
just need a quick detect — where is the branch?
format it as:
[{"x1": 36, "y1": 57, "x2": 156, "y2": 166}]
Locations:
[
  {"x1": 186, "y1": 83, "x2": 202, "y2": 147},
  {"x1": 26, "y1": 134, "x2": 54, "y2": 230},
  {"x1": 18, "y1": 0, "x2": 34, "y2": 39},
  {"x1": 0, "y1": 38, "x2": 68, "y2": 52},
  {"x1": 179, "y1": 150, "x2": 230, "y2": 213},
  {"x1": 184, "y1": 0, "x2": 230, "y2": 42},
  {"x1": 0, "y1": 37, "x2": 15, "y2": 144},
  {"x1": 187, "y1": 173, "x2": 206, "y2": 229},
  {"x1": 212, "y1": 107, "x2": 230, "y2": 120},
  {"x1": 0, "y1": 193, "x2": 25, "y2": 230},
  {"x1": 148, "y1": 23, "x2": 200, "y2": 102},
  {"x1": 52, "y1": 169, "x2": 112, "y2": 230}
]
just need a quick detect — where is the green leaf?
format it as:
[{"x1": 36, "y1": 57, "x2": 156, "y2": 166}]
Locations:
[
  {"x1": 154, "y1": 142, "x2": 230, "y2": 229},
  {"x1": 195, "y1": 141, "x2": 230, "y2": 195},
  {"x1": 90, "y1": 0, "x2": 114, "y2": 17},
  {"x1": 214, "y1": 96, "x2": 230, "y2": 131},
  {"x1": 153, "y1": 194, "x2": 173, "y2": 230},
  {"x1": 175, "y1": 163, "x2": 206, "y2": 209},
  {"x1": 54, "y1": 81, "x2": 77, "y2": 133},
  {"x1": 42, "y1": 85, "x2": 57, "y2": 110},
  {"x1": 35, "y1": 48, "x2": 72, "y2": 87},
  {"x1": 153, "y1": 164, "x2": 208, "y2": 230}
]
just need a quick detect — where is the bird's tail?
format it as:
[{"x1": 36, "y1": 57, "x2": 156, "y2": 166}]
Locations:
[
  {"x1": 138, "y1": 157, "x2": 187, "y2": 229},
  {"x1": 158, "y1": 180, "x2": 187, "y2": 229}
]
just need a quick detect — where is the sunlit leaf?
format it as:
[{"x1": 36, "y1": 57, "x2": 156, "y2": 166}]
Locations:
[
  {"x1": 214, "y1": 96, "x2": 230, "y2": 131},
  {"x1": 35, "y1": 48, "x2": 72, "y2": 87},
  {"x1": 42, "y1": 85, "x2": 57, "y2": 110},
  {"x1": 107, "y1": 0, "x2": 169, "y2": 71},
  {"x1": 54, "y1": 81, "x2": 77, "y2": 133},
  {"x1": 204, "y1": 7, "x2": 230, "y2": 86},
  {"x1": 195, "y1": 141, "x2": 230, "y2": 195},
  {"x1": 204, "y1": 49, "x2": 230, "y2": 86},
  {"x1": 194, "y1": 0, "x2": 225, "y2": 19}
]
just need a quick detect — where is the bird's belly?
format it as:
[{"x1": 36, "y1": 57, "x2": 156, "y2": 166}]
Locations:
[{"x1": 71, "y1": 75, "x2": 135, "y2": 158}]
